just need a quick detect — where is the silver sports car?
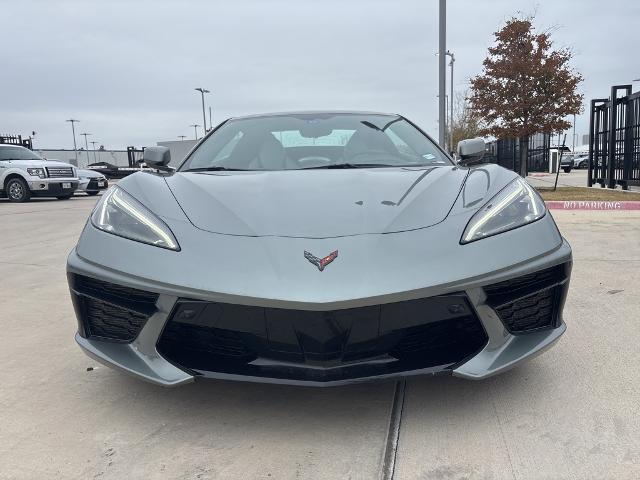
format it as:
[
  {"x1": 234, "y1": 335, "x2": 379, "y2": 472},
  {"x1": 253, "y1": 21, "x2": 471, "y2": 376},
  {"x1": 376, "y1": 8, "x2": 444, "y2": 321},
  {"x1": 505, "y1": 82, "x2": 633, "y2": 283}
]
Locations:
[{"x1": 67, "y1": 111, "x2": 571, "y2": 387}]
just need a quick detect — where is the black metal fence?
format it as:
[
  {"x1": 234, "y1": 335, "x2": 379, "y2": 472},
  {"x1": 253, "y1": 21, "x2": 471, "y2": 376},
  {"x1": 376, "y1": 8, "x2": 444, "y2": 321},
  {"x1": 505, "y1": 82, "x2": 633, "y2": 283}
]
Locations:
[
  {"x1": 589, "y1": 84, "x2": 640, "y2": 189},
  {"x1": 484, "y1": 133, "x2": 550, "y2": 173},
  {"x1": 0, "y1": 134, "x2": 32, "y2": 149}
]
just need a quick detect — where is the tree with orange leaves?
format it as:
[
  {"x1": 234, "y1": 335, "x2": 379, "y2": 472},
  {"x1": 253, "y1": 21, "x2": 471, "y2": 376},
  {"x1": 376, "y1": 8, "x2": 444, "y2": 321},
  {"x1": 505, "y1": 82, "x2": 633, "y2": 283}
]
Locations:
[{"x1": 468, "y1": 16, "x2": 583, "y2": 176}]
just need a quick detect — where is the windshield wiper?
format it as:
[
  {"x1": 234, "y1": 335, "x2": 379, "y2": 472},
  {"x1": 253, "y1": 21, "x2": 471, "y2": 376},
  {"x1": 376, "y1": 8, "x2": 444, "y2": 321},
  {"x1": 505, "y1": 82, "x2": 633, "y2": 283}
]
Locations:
[
  {"x1": 301, "y1": 163, "x2": 397, "y2": 170},
  {"x1": 183, "y1": 166, "x2": 249, "y2": 172}
]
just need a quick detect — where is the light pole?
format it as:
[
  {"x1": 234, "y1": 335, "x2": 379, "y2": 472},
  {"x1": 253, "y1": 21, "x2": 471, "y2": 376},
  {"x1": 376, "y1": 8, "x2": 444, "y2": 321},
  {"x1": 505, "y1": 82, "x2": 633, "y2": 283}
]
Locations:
[
  {"x1": 66, "y1": 119, "x2": 80, "y2": 164},
  {"x1": 446, "y1": 50, "x2": 455, "y2": 152},
  {"x1": 438, "y1": 0, "x2": 446, "y2": 148},
  {"x1": 90, "y1": 141, "x2": 99, "y2": 163},
  {"x1": 80, "y1": 133, "x2": 92, "y2": 167},
  {"x1": 190, "y1": 124, "x2": 201, "y2": 140},
  {"x1": 195, "y1": 87, "x2": 210, "y2": 132},
  {"x1": 178, "y1": 135, "x2": 187, "y2": 141},
  {"x1": 572, "y1": 114, "x2": 576, "y2": 152},
  {"x1": 209, "y1": 106, "x2": 213, "y2": 131}
]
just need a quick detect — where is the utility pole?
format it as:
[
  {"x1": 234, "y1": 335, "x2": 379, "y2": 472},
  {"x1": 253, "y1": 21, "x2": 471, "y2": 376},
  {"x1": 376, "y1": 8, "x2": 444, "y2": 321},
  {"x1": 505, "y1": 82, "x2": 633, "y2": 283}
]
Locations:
[
  {"x1": 195, "y1": 87, "x2": 210, "y2": 132},
  {"x1": 190, "y1": 124, "x2": 201, "y2": 140},
  {"x1": 446, "y1": 50, "x2": 455, "y2": 152},
  {"x1": 80, "y1": 133, "x2": 92, "y2": 167},
  {"x1": 66, "y1": 119, "x2": 80, "y2": 164},
  {"x1": 438, "y1": 0, "x2": 446, "y2": 148},
  {"x1": 90, "y1": 141, "x2": 99, "y2": 163}
]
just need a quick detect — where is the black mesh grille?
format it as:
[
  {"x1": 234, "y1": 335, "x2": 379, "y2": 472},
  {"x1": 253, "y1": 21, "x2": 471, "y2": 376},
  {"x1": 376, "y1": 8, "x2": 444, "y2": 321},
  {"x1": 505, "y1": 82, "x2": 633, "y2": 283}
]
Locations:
[
  {"x1": 484, "y1": 263, "x2": 569, "y2": 334},
  {"x1": 84, "y1": 297, "x2": 149, "y2": 341},
  {"x1": 494, "y1": 287, "x2": 557, "y2": 332},
  {"x1": 70, "y1": 274, "x2": 158, "y2": 342},
  {"x1": 157, "y1": 295, "x2": 488, "y2": 382}
]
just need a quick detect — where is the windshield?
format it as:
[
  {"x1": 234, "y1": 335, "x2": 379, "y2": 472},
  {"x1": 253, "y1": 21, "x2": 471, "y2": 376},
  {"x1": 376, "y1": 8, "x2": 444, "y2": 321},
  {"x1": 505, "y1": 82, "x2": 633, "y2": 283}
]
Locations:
[
  {"x1": 0, "y1": 146, "x2": 43, "y2": 161},
  {"x1": 179, "y1": 113, "x2": 451, "y2": 171}
]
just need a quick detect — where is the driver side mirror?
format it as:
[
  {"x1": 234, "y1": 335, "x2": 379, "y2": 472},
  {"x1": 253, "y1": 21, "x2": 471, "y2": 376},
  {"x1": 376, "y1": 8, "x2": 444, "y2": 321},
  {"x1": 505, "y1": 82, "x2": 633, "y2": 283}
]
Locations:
[
  {"x1": 457, "y1": 138, "x2": 486, "y2": 166},
  {"x1": 143, "y1": 146, "x2": 172, "y2": 171}
]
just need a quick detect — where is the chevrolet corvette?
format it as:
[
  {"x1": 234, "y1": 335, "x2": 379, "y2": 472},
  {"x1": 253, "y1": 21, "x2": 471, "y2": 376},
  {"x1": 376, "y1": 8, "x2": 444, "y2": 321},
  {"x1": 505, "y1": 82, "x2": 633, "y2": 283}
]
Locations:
[{"x1": 67, "y1": 111, "x2": 571, "y2": 386}]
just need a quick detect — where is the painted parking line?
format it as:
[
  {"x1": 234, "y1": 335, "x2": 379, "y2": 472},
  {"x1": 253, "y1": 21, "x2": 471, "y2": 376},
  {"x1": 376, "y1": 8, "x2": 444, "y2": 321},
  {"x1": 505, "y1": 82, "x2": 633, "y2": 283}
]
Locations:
[{"x1": 546, "y1": 200, "x2": 640, "y2": 210}]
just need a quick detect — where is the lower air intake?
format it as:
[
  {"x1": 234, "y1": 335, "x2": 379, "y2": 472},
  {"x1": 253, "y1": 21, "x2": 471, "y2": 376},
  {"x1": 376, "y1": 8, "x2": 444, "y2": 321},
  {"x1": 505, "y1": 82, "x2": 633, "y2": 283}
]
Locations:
[
  {"x1": 69, "y1": 274, "x2": 158, "y2": 342},
  {"x1": 484, "y1": 263, "x2": 570, "y2": 334}
]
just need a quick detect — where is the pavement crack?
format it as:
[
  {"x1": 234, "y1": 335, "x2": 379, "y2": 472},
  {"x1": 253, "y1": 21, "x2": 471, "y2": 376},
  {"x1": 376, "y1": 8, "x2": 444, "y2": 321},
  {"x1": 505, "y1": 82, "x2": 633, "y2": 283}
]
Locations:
[
  {"x1": 491, "y1": 393, "x2": 518, "y2": 480},
  {"x1": 379, "y1": 379, "x2": 406, "y2": 480}
]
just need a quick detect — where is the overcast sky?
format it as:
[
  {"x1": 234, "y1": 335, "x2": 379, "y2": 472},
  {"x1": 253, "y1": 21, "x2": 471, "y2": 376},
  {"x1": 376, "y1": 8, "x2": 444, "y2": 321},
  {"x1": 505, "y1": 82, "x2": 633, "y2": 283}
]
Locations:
[{"x1": 1, "y1": 0, "x2": 638, "y2": 150}]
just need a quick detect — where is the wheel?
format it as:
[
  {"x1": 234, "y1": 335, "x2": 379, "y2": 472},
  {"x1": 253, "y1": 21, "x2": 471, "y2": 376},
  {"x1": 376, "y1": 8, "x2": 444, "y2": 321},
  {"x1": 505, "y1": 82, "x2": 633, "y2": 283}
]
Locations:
[
  {"x1": 562, "y1": 167, "x2": 571, "y2": 173},
  {"x1": 56, "y1": 195, "x2": 72, "y2": 200},
  {"x1": 6, "y1": 177, "x2": 31, "y2": 203},
  {"x1": 87, "y1": 191, "x2": 100, "y2": 196}
]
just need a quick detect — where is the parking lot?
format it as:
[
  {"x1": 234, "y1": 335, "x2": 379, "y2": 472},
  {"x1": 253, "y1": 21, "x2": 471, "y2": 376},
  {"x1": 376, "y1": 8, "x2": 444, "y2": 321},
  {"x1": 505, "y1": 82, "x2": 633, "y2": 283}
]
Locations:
[{"x1": 1, "y1": 195, "x2": 639, "y2": 480}]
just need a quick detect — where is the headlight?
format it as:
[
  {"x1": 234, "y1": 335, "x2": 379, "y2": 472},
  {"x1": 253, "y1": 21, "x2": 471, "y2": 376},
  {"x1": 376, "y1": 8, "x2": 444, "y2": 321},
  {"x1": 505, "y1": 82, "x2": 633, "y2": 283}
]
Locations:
[
  {"x1": 461, "y1": 177, "x2": 546, "y2": 244},
  {"x1": 27, "y1": 168, "x2": 46, "y2": 179},
  {"x1": 91, "y1": 186, "x2": 180, "y2": 251}
]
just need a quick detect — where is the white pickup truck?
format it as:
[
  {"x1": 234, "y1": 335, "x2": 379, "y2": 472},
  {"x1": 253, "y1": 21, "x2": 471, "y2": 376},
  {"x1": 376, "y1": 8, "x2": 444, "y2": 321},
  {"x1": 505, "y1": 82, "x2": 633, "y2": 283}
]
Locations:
[{"x1": 0, "y1": 144, "x2": 79, "y2": 202}]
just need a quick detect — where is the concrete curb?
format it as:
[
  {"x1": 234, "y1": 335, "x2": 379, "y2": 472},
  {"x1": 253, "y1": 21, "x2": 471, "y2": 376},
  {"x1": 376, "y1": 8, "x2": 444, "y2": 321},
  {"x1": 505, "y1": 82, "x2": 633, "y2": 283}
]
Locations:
[{"x1": 546, "y1": 200, "x2": 640, "y2": 210}]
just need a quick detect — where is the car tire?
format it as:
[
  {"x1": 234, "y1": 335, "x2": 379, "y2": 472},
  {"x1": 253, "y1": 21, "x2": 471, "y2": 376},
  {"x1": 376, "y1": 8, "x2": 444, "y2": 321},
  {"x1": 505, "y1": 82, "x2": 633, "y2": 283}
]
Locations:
[
  {"x1": 6, "y1": 177, "x2": 31, "y2": 203},
  {"x1": 56, "y1": 195, "x2": 73, "y2": 200},
  {"x1": 87, "y1": 191, "x2": 99, "y2": 196},
  {"x1": 563, "y1": 167, "x2": 572, "y2": 173}
]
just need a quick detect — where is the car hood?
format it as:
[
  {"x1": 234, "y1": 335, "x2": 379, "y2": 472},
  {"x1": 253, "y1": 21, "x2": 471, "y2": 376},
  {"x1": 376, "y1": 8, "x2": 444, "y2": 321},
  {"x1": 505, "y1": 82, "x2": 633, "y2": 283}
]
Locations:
[
  {"x1": 164, "y1": 166, "x2": 468, "y2": 238},
  {"x1": 3, "y1": 159, "x2": 75, "y2": 168}
]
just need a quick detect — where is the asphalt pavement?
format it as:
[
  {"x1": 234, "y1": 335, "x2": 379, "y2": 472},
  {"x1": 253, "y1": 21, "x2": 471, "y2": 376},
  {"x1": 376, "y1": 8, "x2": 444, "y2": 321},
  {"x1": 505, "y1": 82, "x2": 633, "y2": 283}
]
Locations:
[{"x1": 0, "y1": 195, "x2": 638, "y2": 479}]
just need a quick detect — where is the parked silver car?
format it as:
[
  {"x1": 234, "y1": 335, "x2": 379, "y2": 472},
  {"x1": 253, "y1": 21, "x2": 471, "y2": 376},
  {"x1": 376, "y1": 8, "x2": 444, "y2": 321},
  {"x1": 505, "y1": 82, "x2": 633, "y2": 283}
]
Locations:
[
  {"x1": 76, "y1": 169, "x2": 108, "y2": 196},
  {"x1": 67, "y1": 111, "x2": 571, "y2": 387}
]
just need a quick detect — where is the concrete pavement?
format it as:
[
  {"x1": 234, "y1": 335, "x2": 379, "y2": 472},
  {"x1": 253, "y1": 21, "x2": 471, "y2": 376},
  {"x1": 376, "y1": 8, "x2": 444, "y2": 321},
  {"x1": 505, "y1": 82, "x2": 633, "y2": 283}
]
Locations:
[{"x1": 0, "y1": 197, "x2": 638, "y2": 479}]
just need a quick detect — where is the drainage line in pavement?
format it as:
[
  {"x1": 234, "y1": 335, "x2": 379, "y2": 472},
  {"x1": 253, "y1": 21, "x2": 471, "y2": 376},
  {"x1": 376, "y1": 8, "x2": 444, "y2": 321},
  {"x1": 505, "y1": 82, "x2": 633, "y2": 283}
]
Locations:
[{"x1": 380, "y1": 379, "x2": 406, "y2": 480}]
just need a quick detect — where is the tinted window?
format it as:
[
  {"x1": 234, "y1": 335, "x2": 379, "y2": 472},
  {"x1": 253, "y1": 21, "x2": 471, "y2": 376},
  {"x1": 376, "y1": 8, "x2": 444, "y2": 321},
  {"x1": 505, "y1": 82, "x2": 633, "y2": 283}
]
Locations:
[
  {"x1": 180, "y1": 113, "x2": 450, "y2": 171},
  {"x1": 0, "y1": 146, "x2": 42, "y2": 161}
]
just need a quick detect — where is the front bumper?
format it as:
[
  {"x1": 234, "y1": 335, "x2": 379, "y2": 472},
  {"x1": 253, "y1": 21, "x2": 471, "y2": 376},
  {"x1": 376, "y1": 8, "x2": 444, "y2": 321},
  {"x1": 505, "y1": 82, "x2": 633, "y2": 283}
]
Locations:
[
  {"x1": 67, "y1": 237, "x2": 572, "y2": 387},
  {"x1": 77, "y1": 178, "x2": 108, "y2": 192},
  {"x1": 29, "y1": 178, "x2": 78, "y2": 196}
]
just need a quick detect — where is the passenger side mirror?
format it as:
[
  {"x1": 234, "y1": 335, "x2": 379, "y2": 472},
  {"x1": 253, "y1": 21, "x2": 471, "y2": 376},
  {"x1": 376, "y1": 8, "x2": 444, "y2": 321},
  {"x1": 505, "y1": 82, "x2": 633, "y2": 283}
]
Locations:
[
  {"x1": 457, "y1": 138, "x2": 486, "y2": 166},
  {"x1": 143, "y1": 146, "x2": 172, "y2": 170}
]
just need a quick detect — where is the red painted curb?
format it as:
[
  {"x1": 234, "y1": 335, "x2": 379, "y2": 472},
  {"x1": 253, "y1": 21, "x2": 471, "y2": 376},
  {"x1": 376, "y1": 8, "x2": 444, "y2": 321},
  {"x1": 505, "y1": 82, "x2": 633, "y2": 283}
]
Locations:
[{"x1": 546, "y1": 200, "x2": 640, "y2": 210}]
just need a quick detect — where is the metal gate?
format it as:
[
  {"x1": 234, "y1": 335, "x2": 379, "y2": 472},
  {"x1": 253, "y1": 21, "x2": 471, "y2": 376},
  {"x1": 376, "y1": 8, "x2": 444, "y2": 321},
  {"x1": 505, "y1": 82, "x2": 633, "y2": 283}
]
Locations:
[
  {"x1": 486, "y1": 133, "x2": 550, "y2": 174},
  {"x1": 0, "y1": 134, "x2": 32, "y2": 150},
  {"x1": 589, "y1": 85, "x2": 640, "y2": 189}
]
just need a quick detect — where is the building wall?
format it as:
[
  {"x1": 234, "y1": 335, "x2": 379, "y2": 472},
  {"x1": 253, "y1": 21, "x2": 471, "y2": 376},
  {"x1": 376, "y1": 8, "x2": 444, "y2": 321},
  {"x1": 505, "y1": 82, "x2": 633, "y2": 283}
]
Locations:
[{"x1": 34, "y1": 149, "x2": 130, "y2": 168}]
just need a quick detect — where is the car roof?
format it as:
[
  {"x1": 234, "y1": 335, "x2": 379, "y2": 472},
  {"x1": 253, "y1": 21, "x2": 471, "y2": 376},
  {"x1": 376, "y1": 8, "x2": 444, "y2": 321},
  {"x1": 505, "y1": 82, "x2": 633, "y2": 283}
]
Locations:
[{"x1": 228, "y1": 110, "x2": 400, "y2": 121}]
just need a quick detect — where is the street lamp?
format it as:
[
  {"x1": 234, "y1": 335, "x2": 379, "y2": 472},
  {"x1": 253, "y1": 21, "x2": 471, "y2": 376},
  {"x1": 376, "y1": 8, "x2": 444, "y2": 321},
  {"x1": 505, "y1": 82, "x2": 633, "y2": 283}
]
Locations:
[
  {"x1": 446, "y1": 50, "x2": 455, "y2": 152},
  {"x1": 178, "y1": 135, "x2": 187, "y2": 141},
  {"x1": 65, "y1": 119, "x2": 80, "y2": 164},
  {"x1": 195, "y1": 87, "x2": 210, "y2": 132},
  {"x1": 80, "y1": 133, "x2": 92, "y2": 167},
  {"x1": 90, "y1": 141, "x2": 99, "y2": 163},
  {"x1": 190, "y1": 124, "x2": 201, "y2": 140},
  {"x1": 438, "y1": 0, "x2": 446, "y2": 148}
]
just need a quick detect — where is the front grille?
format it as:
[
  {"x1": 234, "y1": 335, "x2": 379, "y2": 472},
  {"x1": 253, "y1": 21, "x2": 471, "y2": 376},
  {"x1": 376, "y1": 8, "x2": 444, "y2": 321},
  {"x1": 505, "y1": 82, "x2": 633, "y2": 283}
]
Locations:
[
  {"x1": 46, "y1": 166, "x2": 74, "y2": 178},
  {"x1": 69, "y1": 274, "x2": 158, "y2": 342},
  {"x1": 157, "y1": 295, "x2": 488, "y2": 382},
  {"x1": 484, "y1": 263, "x2": 570, "y2": 334}
]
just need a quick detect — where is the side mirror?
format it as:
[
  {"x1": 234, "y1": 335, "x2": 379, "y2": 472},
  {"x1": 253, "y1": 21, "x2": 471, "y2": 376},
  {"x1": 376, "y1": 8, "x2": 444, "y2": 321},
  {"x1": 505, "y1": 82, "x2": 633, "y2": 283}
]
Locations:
[
  {"x1": 457, "y1": 138, "x2": 486, "y2": 165},
  {"x1": 143, "y1": 146, "x2": 172, "y2": 170}
]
